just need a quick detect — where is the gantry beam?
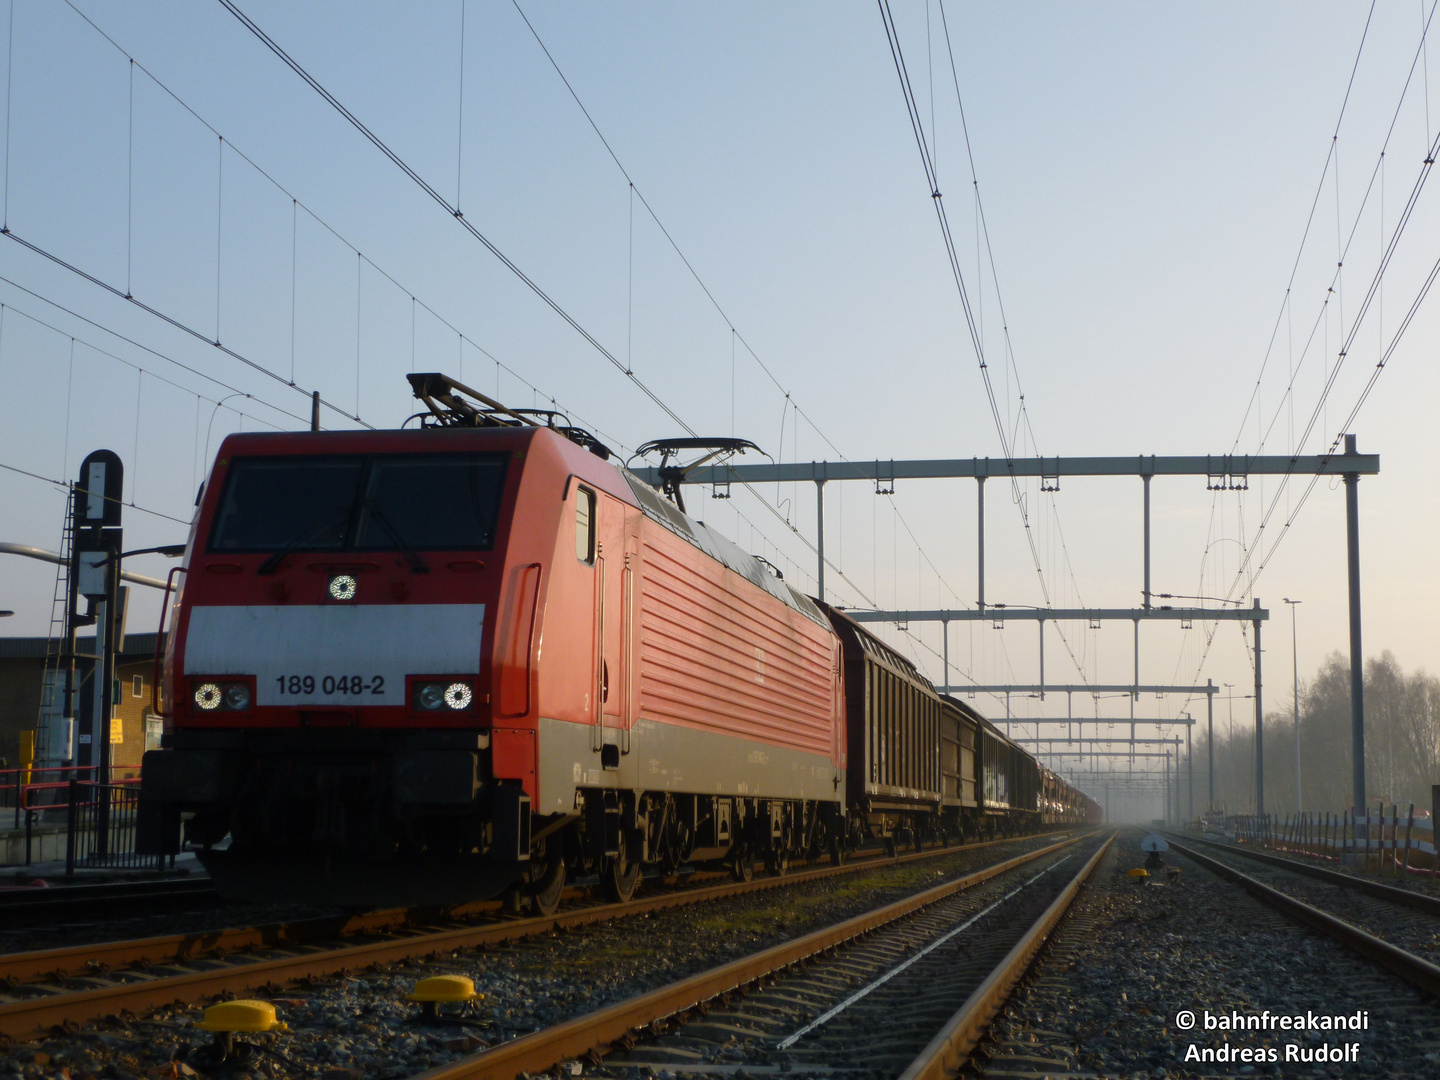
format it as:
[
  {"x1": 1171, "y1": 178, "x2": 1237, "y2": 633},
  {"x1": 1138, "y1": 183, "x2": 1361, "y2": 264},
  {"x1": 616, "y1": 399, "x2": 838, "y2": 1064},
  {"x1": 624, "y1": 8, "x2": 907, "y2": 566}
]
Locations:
[
  {"x1": 1011, "y1": 737, "x2": 1182, "y2": 745},
  {"x1": 980, "y1": 716, "x2": 1195, "y2": 727},
  {"x1": 629, "y1": 447, "x2": 1377, "y2": 610},
  {"x1": 629, "y1": 452, "x2": 1379, "y2": 487},
  {"x1": 847, "y1": 606, "x2": 1264, "y2": 623},
  {"x1": 945, "y1": 684, "x2": 1214, "y2": 696}
]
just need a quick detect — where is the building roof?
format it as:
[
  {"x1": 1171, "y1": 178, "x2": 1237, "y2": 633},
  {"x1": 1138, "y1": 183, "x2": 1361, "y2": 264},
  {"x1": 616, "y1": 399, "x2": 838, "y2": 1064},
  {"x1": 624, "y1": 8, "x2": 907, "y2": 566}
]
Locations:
[{"x1": 0, "y1": 632, "x2": 165, "y2": 660}]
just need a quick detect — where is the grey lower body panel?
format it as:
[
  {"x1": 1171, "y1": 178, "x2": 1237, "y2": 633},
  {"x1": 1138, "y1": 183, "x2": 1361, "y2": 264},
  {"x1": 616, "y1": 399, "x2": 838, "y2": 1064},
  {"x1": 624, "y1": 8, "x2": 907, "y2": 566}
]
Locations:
[{"x1": 536, "y1": 715, "x2": 843, "y2": 814}]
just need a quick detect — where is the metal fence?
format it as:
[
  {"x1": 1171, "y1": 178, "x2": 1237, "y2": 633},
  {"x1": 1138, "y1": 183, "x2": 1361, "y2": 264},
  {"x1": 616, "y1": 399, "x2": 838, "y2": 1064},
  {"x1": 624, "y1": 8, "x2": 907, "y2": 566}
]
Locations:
[
  {"x1": 2, "y1": 767, "x2": 170, "y2": 872},
  {"x1": 1195, "y1": 805, "x2": 1440, "y2": 878},
  {"x1": 64, "y1": 779, "x2": 167, "y2": 872}
]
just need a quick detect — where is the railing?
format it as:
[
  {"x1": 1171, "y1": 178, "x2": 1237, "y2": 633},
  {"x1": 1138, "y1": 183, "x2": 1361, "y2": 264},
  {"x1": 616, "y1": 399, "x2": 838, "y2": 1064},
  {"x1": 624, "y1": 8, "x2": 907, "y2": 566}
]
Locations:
[
  {"x1": 1193, "y1": 805, "x2": 1440, "y2": 878},
  {"x1": 64, "y1": 779, "x2": 163, "y2": 872},
  {"x1": 1, "y1": 765, "x2": 98, "y2": 826},
  {"x1": 2, "y1": 767, "x2": 169, "y2": 871}
]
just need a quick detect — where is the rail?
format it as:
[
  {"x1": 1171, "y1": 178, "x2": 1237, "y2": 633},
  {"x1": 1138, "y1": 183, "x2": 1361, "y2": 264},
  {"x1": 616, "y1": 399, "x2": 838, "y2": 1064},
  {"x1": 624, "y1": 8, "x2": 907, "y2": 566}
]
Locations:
[
  {"x1": 1168, "y1": 832, "x2": 1440, "y2": 918},
  {"x1": 895, "y1": 832, "x2": 1115, "y2": 1080},
  {"x1": 0, "y1": 830, "x2": 1094, "y2": 1040},
  {"x1": 405, "y1": 835, "x2": 1092, "y2": 1080},
  {"x1": 1167, "y1": 838, "x2": 1440, "y2": 1000}
]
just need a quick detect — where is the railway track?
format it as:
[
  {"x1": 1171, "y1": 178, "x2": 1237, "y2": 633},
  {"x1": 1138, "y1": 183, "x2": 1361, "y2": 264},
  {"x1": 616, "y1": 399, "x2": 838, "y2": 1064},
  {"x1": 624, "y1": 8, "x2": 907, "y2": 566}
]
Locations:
[
  {"x1": 1170, "y1": 831, "x2": 1440, "y2": 916},
  {"x1": 0, "y1": 829, "x2": 1091, "y2": 1040},
  {"x1": 958, "y1": 830, "x2": 1440, "y2": 1079},
  {"x1": 0, "y1": 877, "x2": 219, "y2": 923},
  {"x1": 1165, "y1": 837, "x2": 1440, "y2": 997},
  {"x1": 398, "y1": 832, "x2": 1113, "y2": 1080}
]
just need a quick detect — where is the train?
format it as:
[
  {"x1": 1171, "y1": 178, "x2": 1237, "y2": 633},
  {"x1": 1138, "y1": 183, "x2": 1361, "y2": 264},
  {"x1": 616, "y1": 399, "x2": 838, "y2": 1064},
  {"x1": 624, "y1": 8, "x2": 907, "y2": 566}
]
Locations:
[{"x1": 139, "y1": 373, "x2": 1101, "y2": 909}]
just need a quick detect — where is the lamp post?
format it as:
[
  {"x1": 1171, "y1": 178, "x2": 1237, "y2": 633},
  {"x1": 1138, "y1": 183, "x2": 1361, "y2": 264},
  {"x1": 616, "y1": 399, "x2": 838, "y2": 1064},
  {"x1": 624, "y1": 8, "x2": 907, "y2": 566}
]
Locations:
[
  {"x1": 1284, "y1": 598, "x2": 1302, "y2": 814},
  {"x1": 1219, "y1": 684, "x2": 1255, "y2": 813}
]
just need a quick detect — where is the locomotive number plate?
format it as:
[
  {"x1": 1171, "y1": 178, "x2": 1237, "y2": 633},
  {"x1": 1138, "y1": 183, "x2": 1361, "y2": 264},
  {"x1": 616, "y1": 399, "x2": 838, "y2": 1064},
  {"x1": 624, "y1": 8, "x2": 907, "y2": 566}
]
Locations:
[
  {"x1": 184, "y1": 603, "x2": 485, "y2": 707},
  {"x1": 275, "y1": 674, "x2": 386, "y2": 697}
]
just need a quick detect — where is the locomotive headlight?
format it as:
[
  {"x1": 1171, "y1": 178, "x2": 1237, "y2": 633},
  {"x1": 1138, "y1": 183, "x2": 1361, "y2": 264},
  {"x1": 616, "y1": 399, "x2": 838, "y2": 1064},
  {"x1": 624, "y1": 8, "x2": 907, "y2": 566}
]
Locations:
[
  {"x1": 191, "y1": 678, "x2": 253, "y2": 714},
  {"x1": 443, "y1": 682, "x2": 473, "y2": 710},
  {"x1": 328, "y1": 574, "x2": 358, "y2": 601},
  {"x1": 412, "y1": 679, "x2": 475, "y2": 712}
]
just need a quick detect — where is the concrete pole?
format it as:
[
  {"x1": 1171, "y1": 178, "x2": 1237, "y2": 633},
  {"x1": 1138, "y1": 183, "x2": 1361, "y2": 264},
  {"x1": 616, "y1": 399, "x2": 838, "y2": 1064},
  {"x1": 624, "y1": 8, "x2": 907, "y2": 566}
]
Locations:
[
  {"x1": 1285, "y1": 598, "x2": 1302, "y2": 813},
  {"x1": 1254, "y1": 598, "x2": 1265, "y2": 820},
  {"x1": 1187, "y1": 722, "x2": 1193, "y2": 822},
  {"x1": 1038, "y1": 619, "x2": 1045, "y2": 700},
  {"x1": 1132, "y1": 619, "x2": 1140, "y2": 694},
  {"x1": 976, "y1": 476, "x2": 986, "y2": 610},
  {"x1": 1177, "y1": 737, "x2": 1183, "y2": 823},
  {"x1": 1207, "y1": 678, "x2": 1215, "y2": 812},
  {"x1": 1142, "y1": 473, "x2": 1152, "y2": 609},
  {"x1": 1344, "y1": 434, "x2": 1366, "y2": 848},
  {"x1": 942, "y1": 619, "x2": 949, "y2": 694}
]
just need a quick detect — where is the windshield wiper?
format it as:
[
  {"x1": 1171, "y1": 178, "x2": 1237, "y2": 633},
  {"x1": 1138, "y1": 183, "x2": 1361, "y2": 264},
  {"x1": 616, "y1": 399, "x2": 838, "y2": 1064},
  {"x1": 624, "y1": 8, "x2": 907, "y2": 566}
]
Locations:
[
  {"x1": 257, "y1": 509, "x2": 350, "y2": 575},
  {"x1": 363, "y1": 503, "x2": 430, "y2": 574}
]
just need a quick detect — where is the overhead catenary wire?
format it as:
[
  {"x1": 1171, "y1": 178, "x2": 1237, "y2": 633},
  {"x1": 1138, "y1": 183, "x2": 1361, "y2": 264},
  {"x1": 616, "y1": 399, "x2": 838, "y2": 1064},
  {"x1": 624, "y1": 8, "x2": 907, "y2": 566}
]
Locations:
[
  {"x1": 1244, "y1": 0, "x2": 1437, "y2": 466},
  {"x1": 210, "y1": 0, "x2": 909, "y2": 631},
  {"x1": 0, "y1": 301, "x2": 291, "y2": 433},
  {"x1": 508, "y1": 0, "x2": 981, "y2": 672},
  {"x1": 216, "y1": 0, "x2": 695, "y2": 438},
  {"x1": 13, "y1": 2, "x2": 639, "y2": 460},
  {"x1": 1217, "y1": 120, "x2": 1439, "y2": 598},
  {"x1": 0, "y1": 458, "x2": 193, "y2": 527},
  {"x1": 0, "y1": 274, "x2": 308, "y2": 428},
  {"x1": 935, "y1": 0, "x2": 1091, "y2": 632},
  {"x1": 3, "y1": 224, "x2": 369, "y2": 429},
  {"x1": 1226, "y1": 0, "x2": 1383, "y2": 459},
  {"x1": 1173, "y1": 1, "x2": 1438, "y2": 712},
  {"x1": 877, "y1": 0, "x2": 1093, "y2": 700}
]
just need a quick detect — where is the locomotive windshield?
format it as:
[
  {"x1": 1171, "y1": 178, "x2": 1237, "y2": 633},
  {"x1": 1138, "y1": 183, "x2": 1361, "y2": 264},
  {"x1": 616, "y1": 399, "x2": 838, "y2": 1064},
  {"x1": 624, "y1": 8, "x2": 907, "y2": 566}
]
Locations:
[{"x1": 208, "y1": 452, "x2": 508, "y2": 554}]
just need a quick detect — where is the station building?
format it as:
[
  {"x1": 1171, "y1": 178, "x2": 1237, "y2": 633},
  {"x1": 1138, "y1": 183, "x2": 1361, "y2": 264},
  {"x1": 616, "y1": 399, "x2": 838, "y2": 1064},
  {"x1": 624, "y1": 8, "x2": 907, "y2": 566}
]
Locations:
[{"x1": 0, "y1": 632, "x2": 164, "y2": 779}]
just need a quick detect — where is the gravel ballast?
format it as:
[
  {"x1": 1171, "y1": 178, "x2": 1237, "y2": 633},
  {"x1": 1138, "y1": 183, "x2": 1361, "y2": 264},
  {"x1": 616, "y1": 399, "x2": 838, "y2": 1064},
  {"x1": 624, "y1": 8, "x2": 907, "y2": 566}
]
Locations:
[
  {"x1": 2, "y1": 834, "x2": 1078, "y2": 1080},
  {"x1": 975, "y1": 829, "x2": 1440, "y2": 1080}
]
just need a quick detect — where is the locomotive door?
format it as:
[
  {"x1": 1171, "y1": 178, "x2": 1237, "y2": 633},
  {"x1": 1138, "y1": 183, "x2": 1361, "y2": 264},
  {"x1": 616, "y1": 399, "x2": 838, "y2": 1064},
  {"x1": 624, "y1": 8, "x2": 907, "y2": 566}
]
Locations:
[{"x1": 594, "y1": 493, "x2": 631, "y2": 756}]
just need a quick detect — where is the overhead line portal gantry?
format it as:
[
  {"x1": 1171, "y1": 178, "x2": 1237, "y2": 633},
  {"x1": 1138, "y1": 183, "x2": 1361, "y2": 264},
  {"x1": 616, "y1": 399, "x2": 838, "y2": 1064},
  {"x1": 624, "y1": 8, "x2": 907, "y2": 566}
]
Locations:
[
  {"x1": 629, "y1": 448, "x2": 1377, "y2": 609},
  {"x1": 633, "y1": 444, "x2": 1379, "y2": 827}
]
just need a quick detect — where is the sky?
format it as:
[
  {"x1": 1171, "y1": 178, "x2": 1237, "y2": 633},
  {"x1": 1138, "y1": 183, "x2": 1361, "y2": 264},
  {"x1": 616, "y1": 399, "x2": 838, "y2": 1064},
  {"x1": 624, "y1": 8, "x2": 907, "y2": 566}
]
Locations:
[{"x1": 0, "y1": 1, "x2": 1435, "y2": 817}]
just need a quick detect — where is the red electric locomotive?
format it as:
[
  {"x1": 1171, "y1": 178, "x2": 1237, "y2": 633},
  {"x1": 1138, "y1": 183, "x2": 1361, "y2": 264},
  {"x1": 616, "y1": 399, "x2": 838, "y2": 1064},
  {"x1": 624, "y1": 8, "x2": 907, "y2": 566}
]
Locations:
[{"x1": 142, "y1": 374, "x2": 845, "y2": 908}]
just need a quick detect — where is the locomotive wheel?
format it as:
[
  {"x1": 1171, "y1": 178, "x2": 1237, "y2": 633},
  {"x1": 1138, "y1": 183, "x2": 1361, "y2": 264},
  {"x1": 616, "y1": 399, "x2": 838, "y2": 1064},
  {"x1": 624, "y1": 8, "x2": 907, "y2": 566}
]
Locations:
[
  {"x1": 602, "y1": 851, "x2": 640, "y2": 903},
  {"x1": 528, "y1": 842, "x2": 566, "y2": 916},
  {"x1": 731, "y1": 845, "x2": 755, "y2": 882},
  {"x1": 764, "y1": 849, "x2": 790, "y2": 877},
  {"x1": 829, "y1": 835, "x2": 846, "y2": 866}
]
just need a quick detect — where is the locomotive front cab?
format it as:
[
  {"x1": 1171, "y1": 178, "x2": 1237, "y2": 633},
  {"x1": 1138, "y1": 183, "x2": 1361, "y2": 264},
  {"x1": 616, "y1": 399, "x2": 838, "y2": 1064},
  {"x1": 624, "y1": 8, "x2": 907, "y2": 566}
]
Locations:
[{"x1": 141, "y1": 425, "x2": 560, "y2": 905}]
